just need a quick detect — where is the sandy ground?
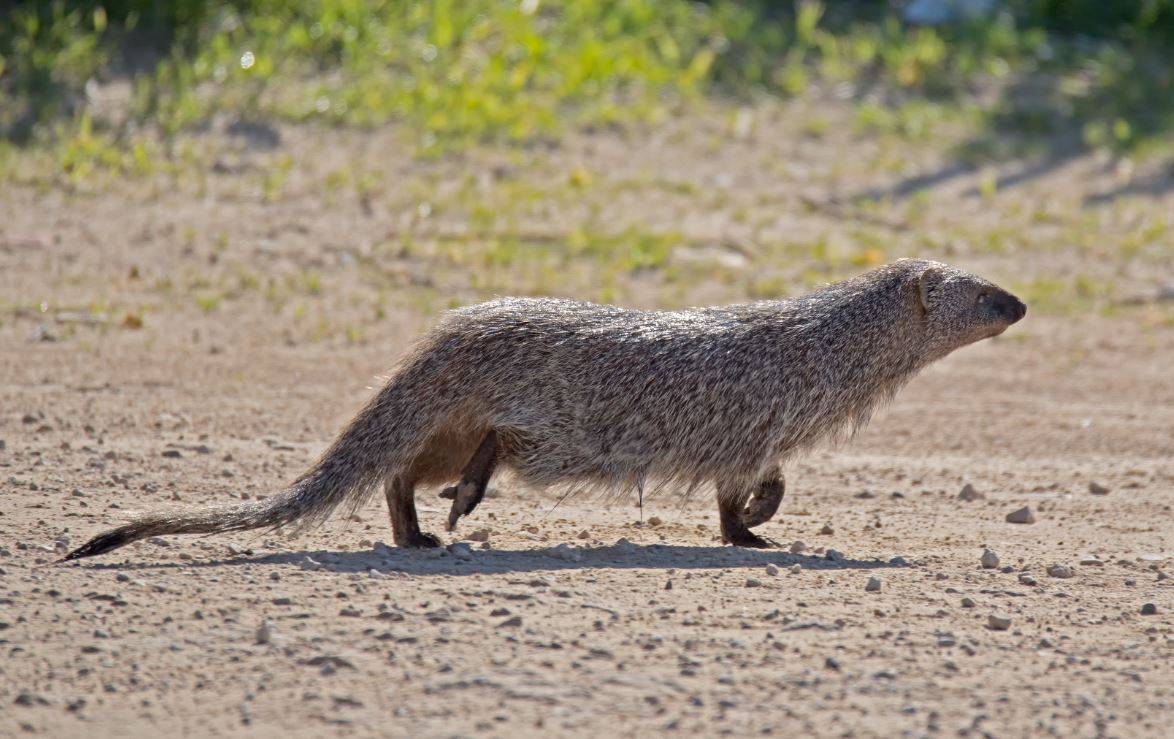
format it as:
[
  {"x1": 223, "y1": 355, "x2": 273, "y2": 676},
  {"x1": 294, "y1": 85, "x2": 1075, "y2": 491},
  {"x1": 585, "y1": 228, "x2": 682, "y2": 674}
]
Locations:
[{"x1": 1, "y1": 102, "x2": 1172, "y2": 737}]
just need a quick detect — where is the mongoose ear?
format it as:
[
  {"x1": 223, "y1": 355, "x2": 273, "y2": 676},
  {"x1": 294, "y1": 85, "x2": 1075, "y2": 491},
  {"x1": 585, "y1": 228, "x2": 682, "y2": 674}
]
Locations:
[{"x1": 916, "y1": 266, "x2": 944, "y2": 316}]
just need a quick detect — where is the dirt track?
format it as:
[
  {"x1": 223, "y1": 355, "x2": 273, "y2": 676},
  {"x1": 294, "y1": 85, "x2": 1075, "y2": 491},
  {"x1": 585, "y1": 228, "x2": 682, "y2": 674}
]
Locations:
[{"x1": 1, "y1": 103, "x2": 1172, "y2": 737}]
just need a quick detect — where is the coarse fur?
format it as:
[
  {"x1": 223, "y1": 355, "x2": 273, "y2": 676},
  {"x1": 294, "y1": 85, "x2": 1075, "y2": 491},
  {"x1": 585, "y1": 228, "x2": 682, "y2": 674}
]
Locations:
[{"x1": 62, "y1": 258, "x2": 1026, "y2": 561}]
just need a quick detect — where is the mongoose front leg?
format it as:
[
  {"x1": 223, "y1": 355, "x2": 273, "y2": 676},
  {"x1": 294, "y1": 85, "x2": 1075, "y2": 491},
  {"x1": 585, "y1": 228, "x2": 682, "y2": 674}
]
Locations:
[
  {"x1": 437, "y1": 430, "x2": 499, "y2": 531},
  {"x1": 717, "y1": 475, "x2": 779, "y2": 548},
  {"x1": 740, "y1": 469, "x2": 785, "y2": 529},
  {"x1": 385, "y1": 477, "x2": 442, "y2": 548}
]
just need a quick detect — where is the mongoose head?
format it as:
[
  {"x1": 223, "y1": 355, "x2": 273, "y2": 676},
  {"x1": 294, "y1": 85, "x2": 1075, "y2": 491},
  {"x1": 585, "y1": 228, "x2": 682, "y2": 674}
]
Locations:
[{"x1": 904, "y1": 259, "x2": 1026, "y2": 357}]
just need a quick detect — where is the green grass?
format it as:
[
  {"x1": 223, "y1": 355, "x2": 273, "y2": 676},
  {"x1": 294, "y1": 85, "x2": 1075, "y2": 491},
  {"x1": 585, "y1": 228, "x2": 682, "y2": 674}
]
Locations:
[{"x1": 3, "y1": 1, "x2": 1173, "y2": 166}]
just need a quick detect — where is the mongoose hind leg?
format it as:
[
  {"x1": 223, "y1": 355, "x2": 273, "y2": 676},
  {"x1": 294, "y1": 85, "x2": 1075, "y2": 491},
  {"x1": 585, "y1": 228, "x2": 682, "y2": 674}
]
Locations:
[
  {"x1": 717, "y1": 475, "x2": 780, "y2": 548},
  {"x1": 740, "y1": 470, "x2": 785, "y2": 529},
  {"x1": 437, "y1": 430, "x2": 499, "y2": 531},
  {"x1": 385, "y1": 477, "x2": 441, "y2": 548}
]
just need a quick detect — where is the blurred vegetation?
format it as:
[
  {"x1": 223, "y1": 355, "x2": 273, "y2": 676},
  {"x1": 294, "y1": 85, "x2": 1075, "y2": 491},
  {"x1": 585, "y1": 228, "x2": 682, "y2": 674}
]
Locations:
[{"x1": 0, "y1": 0, "x2": 1171, "y2": 158}]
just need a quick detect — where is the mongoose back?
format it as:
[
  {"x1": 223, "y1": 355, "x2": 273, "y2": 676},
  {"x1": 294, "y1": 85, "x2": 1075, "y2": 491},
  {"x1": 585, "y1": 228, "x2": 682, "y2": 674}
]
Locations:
[{"x1": 63, "y1": 258, "x2": 1025, "y2": 560}]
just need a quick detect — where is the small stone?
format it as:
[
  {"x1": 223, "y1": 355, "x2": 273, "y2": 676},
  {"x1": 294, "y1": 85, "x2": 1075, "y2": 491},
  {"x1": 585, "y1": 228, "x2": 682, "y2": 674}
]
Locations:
[
  {"x1": 980, "y1": 549, "x2": 999, "y2": 569},
  {"x1": 1046, "y1": 564, "x2": 1075, "y2": 579},
  {"x1": 577, "y1": 530, "x2": 591, "y2": 540},
  {"x1": 255, "y1": 621, "x2": 273, "y2": 645},
  {"x1": 960, "y1": 597, "x2": 976, "y2": 608},
  {"x1": 819, "y1": 524, "x2": 834, "y2": 536},
  {"x1": 1018, "y1": 573, "x2": 1038, "y2": 586},
  {"x1": 888, "y1": 556, "x2": 908, "y2": 566},
  {"x1": 790, "y1": 564, "x2": 802, "y2": 575},
  {"x1": 664, "y1": 580, "x2": 672, "y2": 590},
  {"x1": 987, "y1": 614, "x2": 1012, "y2": 631},
  {"x1": 1038, "y1": 637, "x2": 1055, "y2": 649},
  {"x1": 745, "y1": 578, "x2": 762, "y2": 588},
  {"x1": 1005, "y1": 506, "x2": 1036, "y2": 524},
  {"x1": 958, "y1": 484, "x2": 984, "y2": 502},
  {"x1": 865, "y1": 576, "x2": 882, "y2": 592},
  {"x1": 1079, "y1": 556, "x2": 1104, "y2": 567},
  {"x1": 647, "y1": 516, "x2": 663, "y2": 527},
  {"x1": 549, "y1": 543, "x2": 583, "y2": 563},
  {"x1": 467, "y1": 529, "x2": 490, "y2": 543},
  {"x1": 446, "y1": 542, "x2": 473, "y2": 560},
  {"x1": 1088, "y1": 481, "x2": 1110, "y2": 495},
  {"x1": 824, "y1": 657, "x2": 841, "y2": 671},
  {"x1": 161, "y1": 449, "x2": 182, "y2": 459},
  {"x1": 825, "y1": 549, "x2": 844, "y2": 562},
  {"x1": 500, "y1": 616, "x2": 523, "y2": 628},
  {"x1": 1140, "y1": 603, "x2": 1157, "y2": 616},
  {"x1": 789, "y1": 541, "x2": 807, "y2": 554},
  {"x1": 765, "y1": 563, "x2": 780, "y2": 576}
]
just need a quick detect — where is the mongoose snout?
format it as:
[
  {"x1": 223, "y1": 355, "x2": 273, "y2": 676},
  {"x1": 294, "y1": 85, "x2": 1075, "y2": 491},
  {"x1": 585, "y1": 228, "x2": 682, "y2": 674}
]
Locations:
[{"x1": 64, "y1": 258, "x2": 1028, "y2": 561}]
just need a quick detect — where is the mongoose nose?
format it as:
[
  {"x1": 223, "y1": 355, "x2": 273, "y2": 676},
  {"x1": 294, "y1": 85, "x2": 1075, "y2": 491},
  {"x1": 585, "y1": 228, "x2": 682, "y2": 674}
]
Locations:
[{"x1": 1012, "y1": 298, "x2": 1026, "y2": 322}]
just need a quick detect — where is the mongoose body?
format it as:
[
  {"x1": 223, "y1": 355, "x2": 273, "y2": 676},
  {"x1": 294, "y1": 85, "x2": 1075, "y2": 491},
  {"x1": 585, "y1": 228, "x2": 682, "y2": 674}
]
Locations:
[{"x1": 64, "y1": 259, "x2": 1025, "y2": 560}]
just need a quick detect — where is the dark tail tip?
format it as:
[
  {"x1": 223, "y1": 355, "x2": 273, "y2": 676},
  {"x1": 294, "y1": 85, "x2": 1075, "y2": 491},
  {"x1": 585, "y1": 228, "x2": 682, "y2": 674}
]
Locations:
[{"x1": 58, "y1": 527, "x2": 137, "y2": 564}]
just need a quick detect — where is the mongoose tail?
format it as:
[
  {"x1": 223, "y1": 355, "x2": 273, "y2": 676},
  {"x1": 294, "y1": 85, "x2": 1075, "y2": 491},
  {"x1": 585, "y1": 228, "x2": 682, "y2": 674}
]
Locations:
[{"x1": 60, "y1": 356, "x2": 447, "y2": 563}]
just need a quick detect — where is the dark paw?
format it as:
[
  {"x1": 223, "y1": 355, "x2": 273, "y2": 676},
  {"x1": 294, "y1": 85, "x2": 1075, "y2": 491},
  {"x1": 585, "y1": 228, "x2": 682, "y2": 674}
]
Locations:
[
  {"x1": 741, "y1": 500, "x2": 777, "y2": 529},
  {"x1": 443, "y1": 481, "x2": 484, "y2": 531},
  {"x1": 400, "y1": 531, "x2": 442, "y2": 549},
  {"x1": 722, "y1": 531, "x2": 778, "y2": 549},
  {"x1": 741, "y1": 480, "x2": 785, "y2": 529}
]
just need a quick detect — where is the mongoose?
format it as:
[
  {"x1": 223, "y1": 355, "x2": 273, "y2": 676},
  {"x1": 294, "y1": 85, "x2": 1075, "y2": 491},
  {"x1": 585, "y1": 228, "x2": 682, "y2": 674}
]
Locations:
[{"x1": 63, "y1": 258, "x2": 1025, "y2": 561}]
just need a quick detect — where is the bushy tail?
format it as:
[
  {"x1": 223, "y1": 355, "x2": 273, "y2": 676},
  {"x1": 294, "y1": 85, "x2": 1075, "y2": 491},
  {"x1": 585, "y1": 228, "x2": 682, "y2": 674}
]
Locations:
[{"x1": 61, "y1": 359, "x2": 447, "y2": 563}]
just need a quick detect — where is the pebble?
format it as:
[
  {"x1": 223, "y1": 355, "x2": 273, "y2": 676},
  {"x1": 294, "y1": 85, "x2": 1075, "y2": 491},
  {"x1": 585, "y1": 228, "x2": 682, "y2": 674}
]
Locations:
[
  {"x1": 255, "y1": 621, "x2": 273, "y2": 645},
  {"x1": 980, "y1": 549, "x2": 1000, "y2": 569},
  {"x1": 790, "y1": 564, "x2": 802, "y2": 575},
  {"x1": 825, "y1": 549, "x2": 844, "y2": 563},
  {"x1": 446, "y1": 543, "x2": 473, "y2": 560},
  {"x1": 745, "y1": 578, "x2": 762, "y2": 588},
  {"x1": 789, "y1": 541, "x2": 807, "y2": 554},
  {"x1": 1005, "y1": 506, "x2": 1036, "y2": 524},
  {"x1": 1079, "y1": 556, "x2": 1104, "y2": 567},
  {"x1": 960, "y1": 597, "x2": 976, "y2": 608},
  {"x1": 1018, "y1": 573, "x2": 1038, "y2": 586},
  {"x1": 1140, "y1": 603, "x2": 1157, "y2": 615},
  {"x1": 819, "y1": 524, "x2": 834, "y2": 536},
  {"x1": 467, "y1": 529, "x2": 490, "y2": 543},
  {"x1": 549, "y1": 544, "x2": 583, "y2": 563},
  {"x1": 647, "y1": 516, "x2": 663, "y2": 527},
  {"x1": 824, "y1": 657, "x2": 841, "y2": 671},
  {"x1": 987, "y1": 614, "x2": 1012, "y2": 631},
  {"x1": 865, "y1": 576, "x2": 882, "y2": 592},
  {"x1": 958, "y1": 483, "x2": 984, "y2": 502},
  {"x1": 1046, "y1": 564, "x2": 1075, "y2": 579},
  {"x1": 764, "y1": 563, "x2": 780, "y2": 576},
  {"x1": 499, "y1": 616, "x2": 523, "y2": 628},
  {"x1": 577, "y1": 530, "x2": 591, "y2": 540},
  {"x1": 1088, "y1": 481, "x2": 1110, "y2": 495}
]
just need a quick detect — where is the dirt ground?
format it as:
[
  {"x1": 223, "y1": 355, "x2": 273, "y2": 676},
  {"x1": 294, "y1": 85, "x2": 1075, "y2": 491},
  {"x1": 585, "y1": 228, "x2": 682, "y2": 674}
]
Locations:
[{"x1": 1, "y1": 101, "x2": 1172, "y2": 737}]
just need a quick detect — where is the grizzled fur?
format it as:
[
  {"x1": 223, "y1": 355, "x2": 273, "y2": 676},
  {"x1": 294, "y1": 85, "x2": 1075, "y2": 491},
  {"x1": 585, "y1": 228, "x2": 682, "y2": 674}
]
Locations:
[{"x1": 63, "y1": 259, "x2": 1025, "y2": 561}]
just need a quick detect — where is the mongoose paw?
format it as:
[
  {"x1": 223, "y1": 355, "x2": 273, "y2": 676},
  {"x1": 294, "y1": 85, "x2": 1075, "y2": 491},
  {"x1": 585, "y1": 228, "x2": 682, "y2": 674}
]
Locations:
[
  {"x1": 444, "y1": 481, "x2": 480, "y2": 531},
  {"x1": 723, "y1": 531, "x2": 777, "y2": 549},
  {"x1": 402, "y1": 531, "x2": 443, "y2": 548},
  {"x1": 741, "y1": 500, "x2": 779, "y2": 529}
]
